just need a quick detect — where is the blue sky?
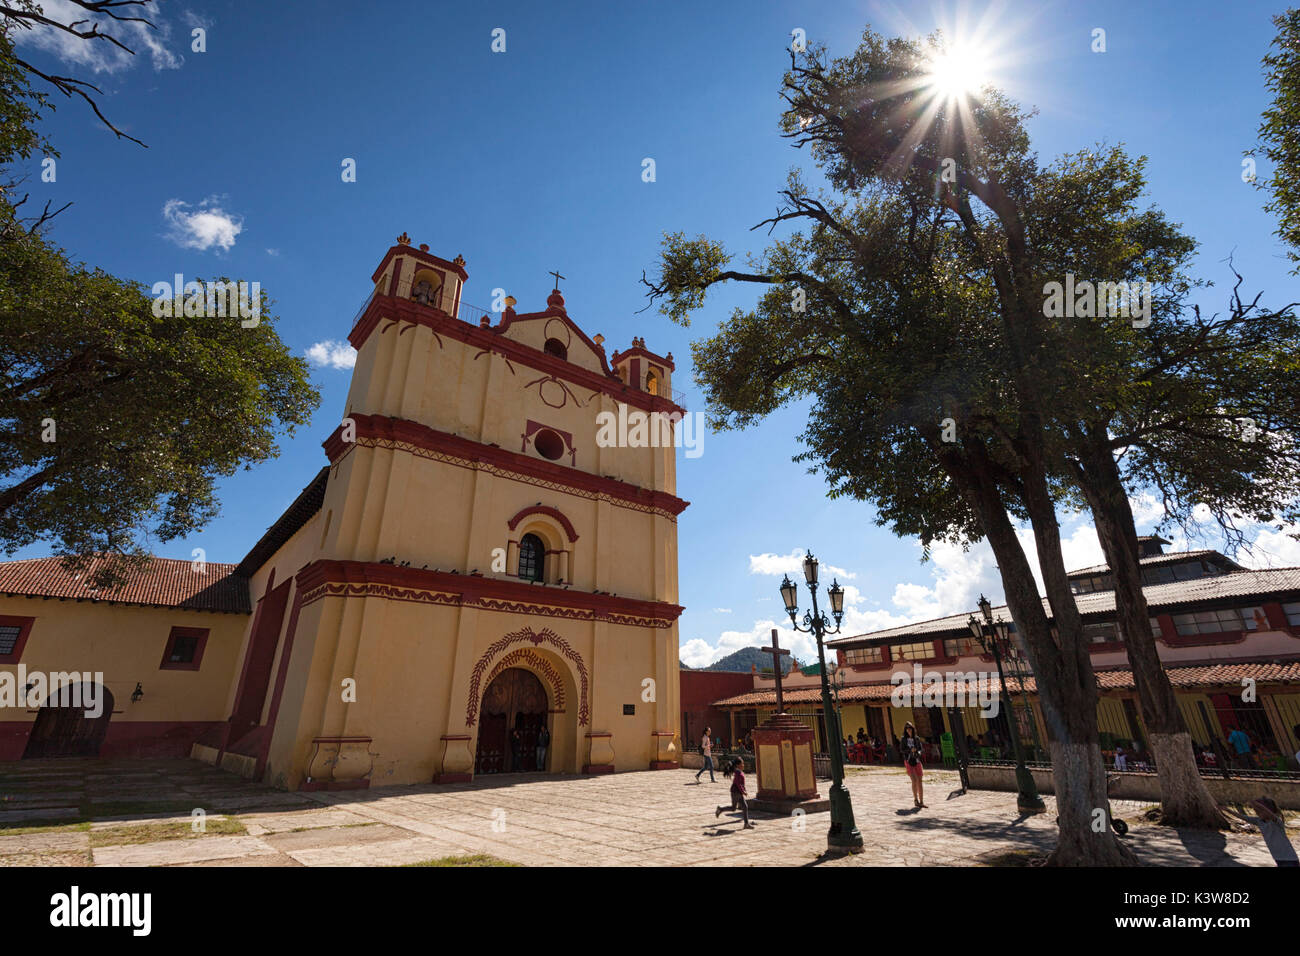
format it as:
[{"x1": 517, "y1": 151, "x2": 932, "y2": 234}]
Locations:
[{"x1": 8, "y1": 0, "x2": 1299, "y2": 667}]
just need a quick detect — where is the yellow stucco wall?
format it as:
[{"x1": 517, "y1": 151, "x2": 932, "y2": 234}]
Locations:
[{"x1": 0, "y1": 595, "x2": 247, "y2": 726}]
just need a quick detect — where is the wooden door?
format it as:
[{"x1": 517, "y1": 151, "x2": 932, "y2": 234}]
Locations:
[
  {"x1": 23, "y1": 684, "x2": 114, "y2": 758},
  {"x1": 475, "y1": 668, "x2": 548, "y2": 774}
]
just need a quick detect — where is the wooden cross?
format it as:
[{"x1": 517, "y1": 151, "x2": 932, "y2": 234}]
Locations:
[
  {"x1": 761, "y1": 628, "x2": 791, "y2": 713},
  {"x1": 549, "y1": 270, "x2": 566, "y2": 291}
]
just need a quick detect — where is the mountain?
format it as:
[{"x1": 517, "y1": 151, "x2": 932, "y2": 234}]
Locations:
[{"x1": 698, "y1": 646, "x2": 796, "y2": 674}]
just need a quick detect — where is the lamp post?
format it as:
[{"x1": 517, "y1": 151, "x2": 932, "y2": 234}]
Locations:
[
  {"x1": 968, "y1": 595, "x2": 1045, "y2": 813},
  {"x1": 830, "y1": 663, "x2": 847, "y2": 754},
  {"x1": 781, "y1": 551, "x2": 863, "y2": 854}
]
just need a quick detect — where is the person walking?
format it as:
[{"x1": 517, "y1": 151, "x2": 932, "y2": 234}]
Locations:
[
  {"x1": 901, "y1": 721, "x2": 926, "y2": 808},
  {"x1": 535, "y1": 723, "x2": 550, "y2": 771},
  {"x1": 696, "y1": 727, "x2": 716, "y2": 783},
  {"x1": 715, "y1": 758, "x2": 754, "y2": 829},
  {"x1": 509, "y1": 725, "x2": 523, "y2": 772},
  {"x1": 1223, "y1": 797, "x2": 1299, "y2": 867},
  {"x1": 1228, "y1": 726, "x2": 1253, "y2": 769}
]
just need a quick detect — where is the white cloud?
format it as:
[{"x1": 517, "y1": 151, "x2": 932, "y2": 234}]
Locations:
[
  {"x1": 266, "y1": 248, "x2": 280, "y2": 257},
  {"x1": 305, "y1": 341, "x2": 357, "y2": 370},
  {"x1": 711, "y1": 607, "x2": 732, "y2": 614},
  {"x1": 162, "y1": 198, "x2": 242, "y2": 252},
  {"x1": 13, "y1": 0, "x2": 182, "y2": 73},
  {"x1": 747, "y1": 548, "x2": 856, "y2": 580}
]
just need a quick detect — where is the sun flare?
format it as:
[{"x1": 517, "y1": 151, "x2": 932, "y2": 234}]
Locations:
[{"x1": 926, "y1": 44, "x2": 990, "y2": 101}]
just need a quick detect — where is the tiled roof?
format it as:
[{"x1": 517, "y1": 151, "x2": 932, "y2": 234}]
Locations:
[
  {"x1": 1065, "y1": 549, "x2": 1242, "y2": 579},
  {"x1": 829, "y1": 566, "x2": 1300, "y2": 648},
  {"x1": 0, "y1": 555, "x2": 250, "y2": 614},
  {"x1": 712, "y1": 660, "x2": 1300, "y2": 707},
  {"x1": 236, "y1": 466, "x2": 328, "y2": 577}
]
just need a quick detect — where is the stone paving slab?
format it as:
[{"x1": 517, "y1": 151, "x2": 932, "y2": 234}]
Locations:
[
  {"x1": 93, "y1": 835, "x2": 279, "y2": 867},
  {"x1": 0, "y1": 758, "x2": 1288, "y2": 867}
]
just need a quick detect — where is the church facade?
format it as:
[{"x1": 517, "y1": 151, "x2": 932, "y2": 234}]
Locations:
[{"x1": 0, "y1": 236, "x2": 687, "y2": 790}]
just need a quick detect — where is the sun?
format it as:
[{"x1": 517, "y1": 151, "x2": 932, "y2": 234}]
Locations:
[{"x1": 925, "y1": 43, "x2": 990, "y2": 101}]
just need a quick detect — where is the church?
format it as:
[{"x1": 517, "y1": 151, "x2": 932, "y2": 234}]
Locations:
[{"x1": 0, "y1": 235, "x2": 688, "y2": 791}]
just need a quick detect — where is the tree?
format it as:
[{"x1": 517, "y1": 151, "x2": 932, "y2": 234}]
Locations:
[
  {"x1": 1, "y1": 0, "x2": 157, "y2": 147},
  {"x1": 645, "y1": 27, "x2": 1299, "y2": 856},
  {"x1": 0, "y1": 15, "x2": 320, "y2": 583},
  {"x1": 1254, "y1": 8, "x2": 1300, "y2": 271},
  {"x1": 0, "y1": 221, "x2": 319, "y2": 582}
]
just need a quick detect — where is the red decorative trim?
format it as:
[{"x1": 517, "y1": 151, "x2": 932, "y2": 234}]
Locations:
[
  {"x1": 440, "y1": 734, "x2": 471, "y2": 741},
  {"x1": 257, "y1": 581, "x2": 305, "y2": 778},
  {"x1": 1160, "y1": 629, "x2": 1250, "y2": 647},
  {"x1": 522, "y1": 419, "x2": 577, "y2": 465},
  {"x1": 295, "y1": 559, "x2": 683, "y2": 628},
  {"x1": 610, "y1": 344, "x2": 675, "y2": 372},
  {"x1": 0, "y1": 615, "x2": 35, "y2": 664},
  {"x1": 507, "y1": 505, "x2": 579, "y2": 542},
  {"x1": 650, "y1": 760, "x2": 679, "y2": 770},
  {"x1": 584, "y1": 764, "x2": 615, "y2": 775},
  {"x1": 300, "y1": 779, "x2": 371, "y2": 792},
  {"x1": 433, "y1": 772, "x2": 472, "y2": 783},
  {"x1": 371, "y1": 244, "x2": 467, "y2": 285},
  {"x1": 348, "y1": 294, "x2": 684, "y2": 418},
  {"x1": 158, "y1": 625, "x2": 210, "y2": 671},
  {"x1": 484, "y1": 647, "x2": 569, "y2": 714},
  {"x1": 324, "y1": 414, "x2": 688, "y2": 519},
  {"x1": 466, "y1": 627, "x2": 590, "y2": 727}
]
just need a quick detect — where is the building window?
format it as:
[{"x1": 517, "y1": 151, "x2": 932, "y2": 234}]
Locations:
[
  {"x1": 844, "y1": 646, "x2": 883, "y2": 665},
  {"x1": 1083, "y1": 621, "x2": 1119, "y2": 644},
  {"x1": 0, "y1": 616, "x2": 34, "y2": 663},
  {"x1": 543, "y1": 338, "x2": 568, "y2": 360},
  {"x1": 893, "y1": 641, "x2": 936, "y2": 661},
  {"x1": 1149, "y1": 617, "x2": 1162, "y2": 638},
  {"x1": 645, "y1": 370, "x2": 660, "y2": 396},
  {"x1": 1170, "y1": 607, "x2": 1263, "y2": 637},
  {"x1": 533, "y1": 428, "x2": 565, "y2": 461},
  {"x1": 518, "y1": 534, "x2": 545, "y2": 582},
  {"x1": 942, "y1": 636, "x2": 983, "y2": 657},
  {"x1": 1284, "y1": 602, "x2": 1300, "y2": 626},
  {"x1": 159, "y1": 626, "x2": 209, "y2": 670}
]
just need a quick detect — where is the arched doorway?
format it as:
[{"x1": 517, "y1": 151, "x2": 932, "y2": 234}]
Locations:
[
  {"x1": 23, "y1": 682, "x2": 115, "y2": 758},
  {"x1": 475, "y1": 667, "x2": 548, "y2": 774}
]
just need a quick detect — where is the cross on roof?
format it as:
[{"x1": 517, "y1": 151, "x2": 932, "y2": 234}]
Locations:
[
  {"x1": 761, "y1": 628, "x2": 791, "y2": 714},
  {"x1": 549, "y1": 270, "x2": 566, "y2": 291}
]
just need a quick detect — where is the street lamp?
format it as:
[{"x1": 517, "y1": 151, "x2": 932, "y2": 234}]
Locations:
[
  {"x1": 830, "y1": 663, "x2": 846, "y2": 751},
  {"x1": 968, "y1": 595, "x2": 1045, "y2": 814},
  {"x1": 781, "y1": 552, "x2": 863, "y2": 854}
]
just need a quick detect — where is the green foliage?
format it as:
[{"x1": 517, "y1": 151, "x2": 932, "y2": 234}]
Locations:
[
  {"x1": 1256, "y1": 9, "x2": 1300, "y2": 271},
  {"x1": 0, "y1": 222, "x2": 319, "y2": 572}
]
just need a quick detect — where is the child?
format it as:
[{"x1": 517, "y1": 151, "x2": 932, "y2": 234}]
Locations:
[
  {"x1": 1223, "y1": 797, "x2": 1298, "y2": 867},
  {"x1": 715, "y1": 758, "x2": 755, "y2": 829}
]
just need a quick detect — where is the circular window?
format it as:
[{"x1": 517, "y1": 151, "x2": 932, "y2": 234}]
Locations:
[
  {"x1": 544, "y1": 338, "x2": 568, "y2": 360},
  {"x1": 534, "y1": 429, "x2": 565, "y2": 461}
]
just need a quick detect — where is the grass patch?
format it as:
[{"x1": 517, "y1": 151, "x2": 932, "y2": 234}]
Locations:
[
  {"x1": 89, "y1": 816, "x2": 246, "y2": 848},
  {"x1": 0, "y1": 820, "x2": 90, "y2": 836},
  {"x1": 403, "y1": 854, "x2": 519, "y2": 867}
]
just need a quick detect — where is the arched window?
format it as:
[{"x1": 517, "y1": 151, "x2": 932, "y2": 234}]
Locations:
[
  {"x1": 543, "y1": 338, "x2": 568, "y2": 360},
  {"x1": 518, "y1": 534, "x2": 545, "y2": 582},
  {"x1": 645, "y1": 369, "x2": 660, "y2": 395}
]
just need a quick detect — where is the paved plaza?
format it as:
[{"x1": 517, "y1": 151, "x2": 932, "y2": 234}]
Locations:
[{"x1": 0, "y1": 759, "x2": 1281, "y2": 867}]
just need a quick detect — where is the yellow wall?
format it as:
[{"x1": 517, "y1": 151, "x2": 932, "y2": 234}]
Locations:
[{"x1": 0, "y1": 595, "x2": 247, "y2": 725}]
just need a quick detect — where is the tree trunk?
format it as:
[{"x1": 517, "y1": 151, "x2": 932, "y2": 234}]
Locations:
[
  {"x1": 948, "y1": 440, "x2": 1136, "y2": 864},
  {"x1": 1073, "y1": 439, "x2": 1229, "y2": 829},
  {"x1": 1014, "y1": 444, "x2": 1139, "y2": 864}
]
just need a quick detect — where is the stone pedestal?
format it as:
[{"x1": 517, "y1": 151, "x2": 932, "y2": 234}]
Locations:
[
  {"x1": 434, "y1": 733, "x2": 474, "y2": 783},
  {"x1": 650, "y1": 730, "x2": 679, "y2": 769},
  {"x1": 302, "y1": 735, "x2": 374, "y2": 791},
  {"x1": 584, "y1": 731, "x2": 615, "y2": 774},
  {"x1": 750, "y1": 714, "x2": 828, "y2": 814}
]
